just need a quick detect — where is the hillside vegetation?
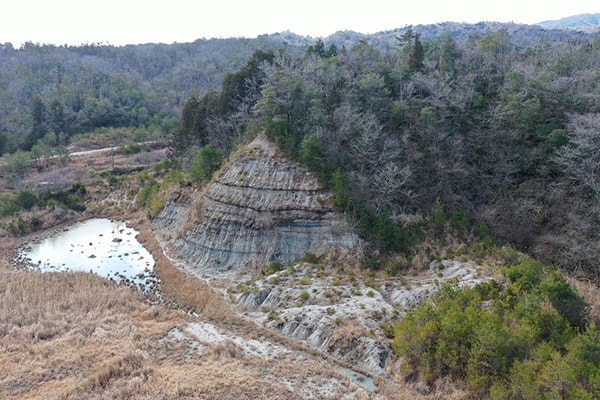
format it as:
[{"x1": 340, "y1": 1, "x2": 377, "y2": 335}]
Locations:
[
  {"x1": 0, "y1": 37, "x2": 289, "y2": 153},
  {"x1": 169, "y1": 28, "x2": 600, "y2": 282}
]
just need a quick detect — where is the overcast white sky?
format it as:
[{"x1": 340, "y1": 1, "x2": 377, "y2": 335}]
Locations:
[{"x1": 1, "y1": 0, "x2": 598, "y2": 47}]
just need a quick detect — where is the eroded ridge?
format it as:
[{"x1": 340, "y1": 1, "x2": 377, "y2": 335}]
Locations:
[{"x1": 155, "y1": 134, "x2": 359, "y2": 277}]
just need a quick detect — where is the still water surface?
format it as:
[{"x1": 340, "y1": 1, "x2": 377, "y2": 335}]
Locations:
[{"x1": 19, "y1": 218, "x2": 156, "y2": 292}]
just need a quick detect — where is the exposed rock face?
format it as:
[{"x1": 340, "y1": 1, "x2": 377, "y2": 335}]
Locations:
[
  {"x1": 154, "y1": 134, "x2": 359, "y2": 277},
  {"x1": 234, "y1": 259, "x2": 485, "y2": 377}
]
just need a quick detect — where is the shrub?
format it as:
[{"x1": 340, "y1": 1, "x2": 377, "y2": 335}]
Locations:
[
  {"x1": 540, "y1": 272, "x2": 589, "y2": 330},
  {"x1": 263, "y1": 261, "x2": 285, "y2": 276},
  {"x1": 506, "y1": 260, "x2": 543, "y2": 291},
  {"x1": 392, "y1": 262, "x2": 597, "y2": 399},
  {"x1": 15, "y1": 189, "x2": 38, "y2": 210},
  {"x1": 103, "y1": 172, "x2": 119, "y2": 186},
  {"x1": 136, "y1": 178, "x2": 160, "y2": 210},
  {"x1": 40, "y1": 188, "x2": 86, "y2": 212},
  {"x1": 8, "y1": 217, "x2": 26, "y2": 234},
  {"x1": 121, "y1": 142, "x2": 142, "y2": 155},
  {"x1": 298, "y1": 252, "x2": 320, "y2": 264},
  {"x1": 188, "y1": 145, "x2": 223, "y2": 186},
  {"x1": 70, "y1": 182, "x2": 86, "y2": 196},
  {"x1": 29, "y1": 214, "x2": 42, "y2": 229},
  {"x1": 0, "y1": 197, "x2": 19, "y2": 217}
]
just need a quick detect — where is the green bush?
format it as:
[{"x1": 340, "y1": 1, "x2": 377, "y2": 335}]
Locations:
[
  {"x1": 188, "y1": 145, "x2": 223, "y2": 186},
  {"x1": 15, "y1": 189, "x2": 38, "y2": 210},
  {"x1": 392, "y1": 261, "x2": 596, "y2": 399},
  {"x1": 299, "y1": 134, "x2": 332, "y2": 183},
  {"x1": 137, "y1": 178, "x2": 160, "y2": 209},
  {"x1": 490, "y1": 330, "x2": 600, "y2": 400},
  {"x1": 546, "y1": 128, "x2": 569, "y2": 149},
  {"x1": 297, "y1": 252, "x2": 320, "y2": 264},
  {"x1": 505, "y1": 260, "x2": 543, "y2": 291},
  {"x1": 0, "y1": 197, "x2": 19, "y2": 218},
  {"x1": 263, "y1": 260, "x2": 285, "y2": 275},
  {"x1": 40, "y1": 188, "x2": 85, "y2": 212},
  {"x1": 8, "y1": 217, "x2": 26, "y2": 234},
  {"x1": 540, "y1": 272, "x2": 589, "y2": 330},
  {"x1": 299, "y1": 291, "x2": 310, "y2": 301},
  {"x1": 121, "y1": 142, "x2": 142, "y2": 155},
  {"x1": 29, "y1": 214, "x2": 42, "y2": 229},
  {"x1": 70, "y1": 182, "x2": 86, "y2": 196},
  {"x1": 1, "y1": 189, "x2": 41, "y2": 218}
]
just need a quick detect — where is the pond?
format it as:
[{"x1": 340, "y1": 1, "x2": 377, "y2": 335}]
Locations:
[{"x1": 18, "y1": 218, "x2": 158, "y2": 294}]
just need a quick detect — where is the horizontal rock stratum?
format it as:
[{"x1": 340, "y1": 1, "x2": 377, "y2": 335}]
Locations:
[{"x1": 155, "y1": 134, "x2": 359, "y2": 276}]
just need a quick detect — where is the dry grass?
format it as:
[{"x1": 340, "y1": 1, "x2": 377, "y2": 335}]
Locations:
[
  {"x1": 136, "y1": 223, "x2": 234, "y2": 323},
  {"x1": 0, "y1": 253, "x2": 375, "y2": 400},
  {"x1": 205, "y1": 339, "x2": 245, "y2": 360},
  {"x1": 0, "y1": 258, "x2": 173, "y2": 399},
  {"x1": 326, "y1": 321, "x2": 369, "y2": 354},
  {"x1": 378, "y1": 375, "x2": 469, "y2": 400}
]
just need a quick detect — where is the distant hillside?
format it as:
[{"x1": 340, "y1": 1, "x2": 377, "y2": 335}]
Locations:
[
  {"x1": 537, "y1": 13, "x2": 600, "y2": 29},
  {"x1": 2, "y1": 20, "x2": 598, "y2": 155},
  {"x1": 0, "y1": 37, "x2": 289, "y2": 151},
  {"x1": 266, "y1": 21, "x2": 595, "y2": 52}
]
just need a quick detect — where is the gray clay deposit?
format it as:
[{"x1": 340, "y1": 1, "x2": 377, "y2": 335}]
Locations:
[{"x1": 155, "y1": 134, "x2": 360, "y2": 278}]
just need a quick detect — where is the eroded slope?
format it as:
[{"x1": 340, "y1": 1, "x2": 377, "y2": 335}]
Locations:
[{"x1": 155, "y1": 134, "x2": 359, "y2": 277}]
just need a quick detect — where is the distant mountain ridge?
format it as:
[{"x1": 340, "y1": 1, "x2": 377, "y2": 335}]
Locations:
[
  {"x1": 266, "y1": 20, "x2": 596, "y2": 52},
  {"x1": 536, "y1": 13, "x2": 600, "y2": 29}
]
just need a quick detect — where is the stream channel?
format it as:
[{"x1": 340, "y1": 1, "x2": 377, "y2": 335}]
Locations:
[{"x1": 18, "y1": 218, "x2": 158, "y2": 294}]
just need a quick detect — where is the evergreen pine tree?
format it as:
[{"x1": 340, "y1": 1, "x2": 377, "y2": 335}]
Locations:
[{"x1": 408, "y1": 33, "x2": 424, "y2": 72}]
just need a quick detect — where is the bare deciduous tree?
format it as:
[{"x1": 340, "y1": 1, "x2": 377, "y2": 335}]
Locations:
[{"x1": 556, "y1": 113, "x2": 600, "y2": 205}]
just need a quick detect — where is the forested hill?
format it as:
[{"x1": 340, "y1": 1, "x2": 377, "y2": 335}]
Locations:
[
  {"x1": 537, "y1": 13, "x2": 600, "y2": 30},
  {"x1": 268, "y1": 20, "x2": 594, "y2": 51},
  {"x1": 0, "y1": 37, "x2": 288, "y2": 152},
  {"x1": 2, "y1": 20, "x2": 597, "y2": 155},
  {"x1": 169, "y1": 24, "x2": 600, "y2": 281}
]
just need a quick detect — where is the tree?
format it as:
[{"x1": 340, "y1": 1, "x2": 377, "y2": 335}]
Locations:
[
  {"x1": 408, "y1": 33, "x2": 424, "y2": 72},
  {"x1": 0, "y1": 132, "x2": 15, "y2": 155},
  {"x1": 171, "y1": 95, "x2": 203, "y2": 158},
  {"x1": 307, "y1": 39, "x2": 327, "y2": 58},
  {"x1": 27, "y1": 95, "x2": 46, "y2": 150},
  {"x1": 219, "y1": 49, "x2": 274, "y2": 114},
  {"x1": 556, "y1": 114, "x2": 600, "y2": 205},
  {"x1": 397, "y1": 29, "x2": 415, "y2": 53},
  {"x1": 188, "y1": 145, "x2": 224, "y2": 185},
  {"x1": 476, "y1": 28, "x2": 512, "y2": 71},
  {"x1": 437, "y1": 34, "x2": 458, "y2": 76},
  {"x1": 48, "y1": 99, "x2": 67, "y2": 138}
]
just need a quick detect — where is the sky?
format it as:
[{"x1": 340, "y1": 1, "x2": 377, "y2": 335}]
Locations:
[{"x1": 1, "y1": 0, "x2": 598, "y2": 47}]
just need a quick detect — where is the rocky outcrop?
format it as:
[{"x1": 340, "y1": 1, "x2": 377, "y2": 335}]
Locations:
[
  {"x1": 154, "y1": 134, "x2": 359, "y2": 277},
  {"x1": 233, "y1": 259, "x2": 485, "y2": 377}
]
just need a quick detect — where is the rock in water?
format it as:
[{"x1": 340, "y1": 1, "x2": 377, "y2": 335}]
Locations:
[{"x1": 154, "y1": 134, "x2": 359, "y2": 277}]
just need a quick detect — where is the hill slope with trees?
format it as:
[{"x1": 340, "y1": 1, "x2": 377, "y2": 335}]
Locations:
[{"x1": 170, "y1": 26, "x2": 600, "y2": 282}]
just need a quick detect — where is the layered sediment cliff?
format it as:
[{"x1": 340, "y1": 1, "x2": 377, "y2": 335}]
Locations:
[{"x1": 154, "y1": 134, "x2": 359, "y2": 277}]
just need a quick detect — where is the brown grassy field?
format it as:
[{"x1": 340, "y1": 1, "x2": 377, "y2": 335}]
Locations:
[{"x1": 0, "y1": 255, "x2": 374, "y2": 399}]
